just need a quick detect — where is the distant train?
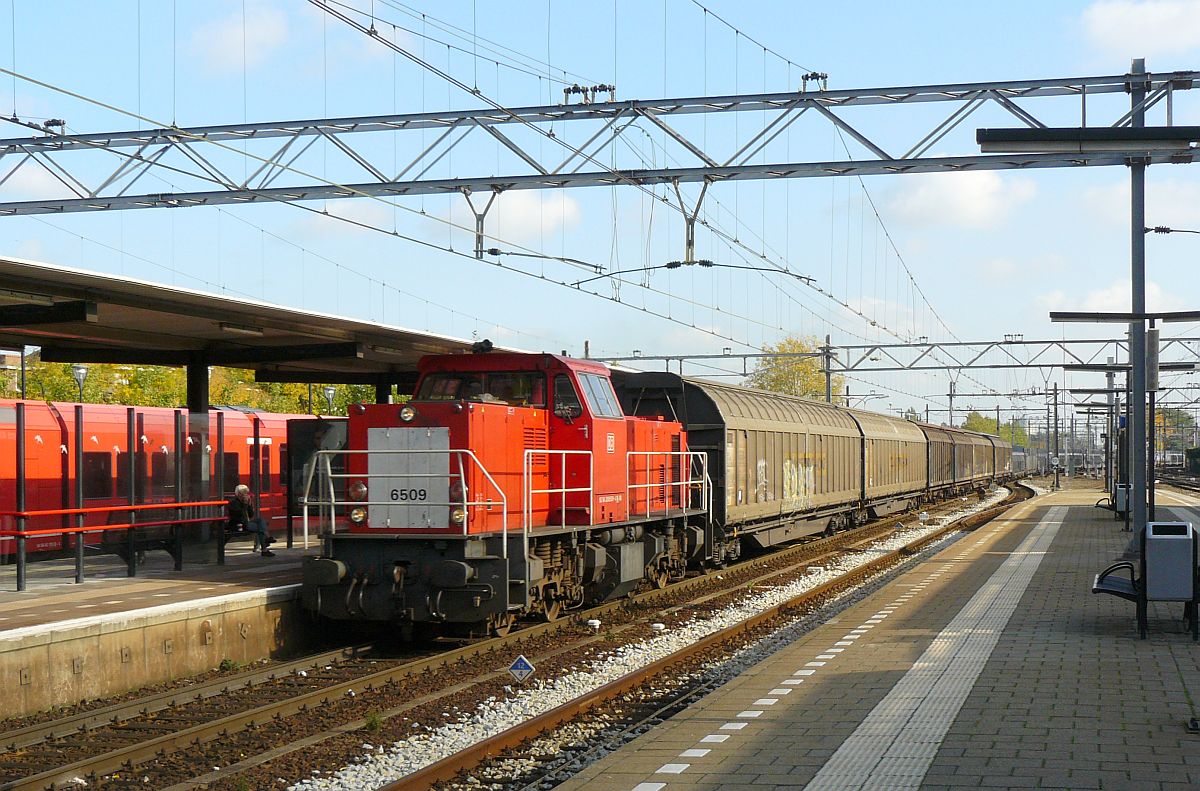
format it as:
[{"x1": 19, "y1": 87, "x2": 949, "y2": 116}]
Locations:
[
  {"x1": 300, "y1": 350, "x2": 1015, "y2": 637},
  {"x1": 0, "y1": 401, "x2": 301, "y2": 556}
]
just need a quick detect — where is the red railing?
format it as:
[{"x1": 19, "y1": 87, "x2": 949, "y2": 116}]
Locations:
[{"x1": 0, "y1": 499, "x2": 230, "y2": 537}]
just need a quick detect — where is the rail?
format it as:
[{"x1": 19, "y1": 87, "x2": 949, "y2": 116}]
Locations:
[
  {"x1": 625, "y1": 450, "x2": 709, "y2": 520},
  {"x1": 300, "y1": 448, "x2": 510, "y2": 555}
]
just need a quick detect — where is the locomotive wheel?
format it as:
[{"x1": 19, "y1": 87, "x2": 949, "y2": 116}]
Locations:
[
  {"x1": 541, "y1": 597, "x2": 562, "y2": 621},
  {"x1": 488, "y1": 612, "x2": 516, "y2": 637}
]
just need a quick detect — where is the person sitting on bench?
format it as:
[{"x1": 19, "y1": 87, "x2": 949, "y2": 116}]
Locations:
[{"x1": 227, "y1": 484, "x2": 276, "y2": 557}]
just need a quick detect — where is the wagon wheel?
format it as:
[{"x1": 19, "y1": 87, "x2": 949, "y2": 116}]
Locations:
[{"x1": 488, "y1": 612, "x2": 516, "y2": 637}]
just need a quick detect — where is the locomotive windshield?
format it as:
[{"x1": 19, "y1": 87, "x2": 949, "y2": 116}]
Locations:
[
  {"x1": 577, "y1": 372, "x2": 624, "y2": 418},
  {"x1": 416, "y1": 371, "x2": 546, "y2": 408}
]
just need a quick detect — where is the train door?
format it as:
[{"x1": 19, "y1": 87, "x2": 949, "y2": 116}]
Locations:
[{"x1": 548, "y1": 374, "x2": 592, "y2": 524}]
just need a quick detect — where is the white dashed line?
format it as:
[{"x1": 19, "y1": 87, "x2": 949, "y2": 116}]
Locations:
[
  {"x1": 680, "y1": 749, "x2": 710, "y2": 758},
  {"x1": 719, "y1": 722, "x2": 747, "y2": 730},
  {"x1": 736, "y1": 710, "x2": 763, "y2": 718},
  {"x1": 700, "y1": 734, "x2": 730, "y2": 743},
  {"x1": 632, "y1": 784, "x2": 665, "y2": 791},
  {"x1": 753, "y1": 698, "x2": 778, "y2": 705},
  {"x1": 656, "y1": 763, "x2": 689, "y2": 774},
  {"x1": 769, "y1": 688, "x2": 792, "y2": 695}
]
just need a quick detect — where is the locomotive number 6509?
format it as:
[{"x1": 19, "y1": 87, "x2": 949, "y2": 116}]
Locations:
[{"x1": 390, "y1": 488, "x2": 428, "y2": 501}]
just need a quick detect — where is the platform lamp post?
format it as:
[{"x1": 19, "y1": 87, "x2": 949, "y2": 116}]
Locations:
[
  {"x1": 70, "y1": 364, "x2": 87, "y2": 403},
  {"x1": 323, "y1": 385, "x2": 336, "y2": 415},
  {"x1": 980, "y1": 57, "x2": 1200, "y2": 537}
]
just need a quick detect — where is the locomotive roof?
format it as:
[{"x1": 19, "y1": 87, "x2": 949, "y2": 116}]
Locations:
[
  {"x1": 0, "y1": 255, "x2": 525, "y2": 390},
  {"x1": 418, "y1": 351, "x2": 610, "y2": 376}
]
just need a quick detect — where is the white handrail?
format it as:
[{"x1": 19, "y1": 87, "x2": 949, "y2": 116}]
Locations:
[
  {"x1": 523, "y1": 448, "x2": 593, "y2": 534},
  {"x1": 625, "y1": 450, "x2": 709, "y2": 520}
]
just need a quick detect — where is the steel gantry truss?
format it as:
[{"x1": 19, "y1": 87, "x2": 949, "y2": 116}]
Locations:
[
  {"x1": 604, "y1": 335, "x2": 1200, "y2": 375},
  {"x1": 0, "y1": 69, "x2": 1194, "y2": 228}
]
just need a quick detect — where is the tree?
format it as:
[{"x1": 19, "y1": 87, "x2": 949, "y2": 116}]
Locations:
[
  {"x1": 1156, "y1": 407, "x2": 1197, "y2": 452},
  {"x1": 2, "y1": 354, "x2": 367, "y2": 415},
  {"x1": 960, "y1": 411, "x2": 1029, "y2": 446},
  {"x1": 744, "y1": 335, "x2": 844, "y2": 399}
]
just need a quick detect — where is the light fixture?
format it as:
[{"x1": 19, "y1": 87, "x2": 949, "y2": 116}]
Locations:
[
  {"x1": 218, "y1": 322, "x2": 265, "y2": 337},
  {"x1": 323, "y1": 385, "x2": 336, "y2": 414},
  {"x1": 370, "y1": 344, "x2": 407, "y2": 356},
  {"x1": 977, "y1": 126, "x2": 1200, "y2": 153},
  {"x1": 70, "y1": 364, "x2": 87, "y2": 402},
  {"x1": 0, "y1": 288, "x2": 54, "y2": 306}
]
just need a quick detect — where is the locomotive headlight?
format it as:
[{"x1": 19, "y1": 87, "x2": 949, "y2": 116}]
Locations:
[
  {"x1": 399, "y1": 405, "x2": 417, "y2": 423},
  {"x1": 450, "y1": 507, "x2": 466, "y2": 525},
  {"x1": 349, "y1": 507, "x2": 367, "y2": 523},
  {"x1": 349, "y1": 481, "x2": 368, "y2": 501}
]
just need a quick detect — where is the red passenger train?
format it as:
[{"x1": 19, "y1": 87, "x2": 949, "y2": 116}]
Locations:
[
  {"x1": 299, "y1": 348, "x2": 1015, "y2": 637},
  {"x1": 0, "y1": 401, "x2": 299, "y2": 557}
]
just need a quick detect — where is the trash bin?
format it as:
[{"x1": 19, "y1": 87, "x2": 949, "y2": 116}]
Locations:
[
  {"x1": 1114, "y1": 484, "x2": 1130, "y2": 514},
  {"x1": 1144, "y1": 522, "x2": 1196, "y2": 601}
]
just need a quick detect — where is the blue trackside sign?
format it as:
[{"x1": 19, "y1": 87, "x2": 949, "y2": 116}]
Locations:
[{"x1": 508, "y1": 654, "x2": 535, "y2": 683}]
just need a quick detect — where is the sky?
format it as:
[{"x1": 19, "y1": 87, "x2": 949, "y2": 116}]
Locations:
[{"x1": 0, "y1": 0, "x2": 1197, "y2": 424}]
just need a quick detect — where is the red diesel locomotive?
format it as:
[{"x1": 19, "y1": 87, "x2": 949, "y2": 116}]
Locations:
[{"x1": 300, "y1": 352, "x2": 708, "y2": 636}]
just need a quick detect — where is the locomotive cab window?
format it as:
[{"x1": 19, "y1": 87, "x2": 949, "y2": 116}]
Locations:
[
  {"x1": 416, "y1": 372, "x2": 546, "y2": 407},
  {"x1": 553, "y1": 374, "x2": 583, "y2": 420},
  {"x1": 577, "y1": 373, "x2": 623, "y2": 418}
]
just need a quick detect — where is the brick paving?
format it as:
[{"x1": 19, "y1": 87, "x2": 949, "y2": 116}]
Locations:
[{"x1": 558, "y1": 487, "x2": 1200, "y2": 790}]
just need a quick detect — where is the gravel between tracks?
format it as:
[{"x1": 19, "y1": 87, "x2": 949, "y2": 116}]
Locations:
[{"x1": 289, "y1": 486, "x2": 1018, "y2": 791}]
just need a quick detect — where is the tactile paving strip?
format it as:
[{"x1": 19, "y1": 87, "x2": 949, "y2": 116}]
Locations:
[{"x1": 803, "y1": 506, "x2": 1065, "y2": 790}]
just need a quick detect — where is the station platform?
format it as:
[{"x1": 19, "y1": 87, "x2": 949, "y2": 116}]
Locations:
[
  {"x1": 0, "y1": 540, "x2": 306, "y2": 631},
  {"x1": 0, "y1": 540, "x2": 312, "y2": 718},
  {"x1": 559, "y1": 486, "x2": 1200, "y2": 791}
]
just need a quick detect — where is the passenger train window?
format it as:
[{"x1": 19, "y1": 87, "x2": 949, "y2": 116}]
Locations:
[
  {"x1": 82, "y1": 452, "x2": 113, "y2": 500},
  {"x1": 222, "y1": 452, "x2": 240, "y2": 495},
  {"x1": 553, "y1": 374, "x2": 583, "y2": 420},
  {"x1": 279, "y1": 444, "x2": 288, "y2": 488},
  {"x1": 260, "y1": 447, "x2": 271, "y2": 491},
  {"x1": 577, "y1": 373, "x2": 623, "y2": 418},
  {"x1": 115, "y1": 451, "x2": 148, "y2": 502},
  {"x1": 150, "y1": 454, "x2": 175, "y2": 497}
]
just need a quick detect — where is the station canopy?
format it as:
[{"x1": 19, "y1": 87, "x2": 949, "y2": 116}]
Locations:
[{"x1": 0, "y1": 256, "x2": 512, "y2": 395}]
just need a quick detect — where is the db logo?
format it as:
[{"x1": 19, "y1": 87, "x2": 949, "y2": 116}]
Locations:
[{"x1": 606, "y1": 433, "x2": 615, "y2": 453}]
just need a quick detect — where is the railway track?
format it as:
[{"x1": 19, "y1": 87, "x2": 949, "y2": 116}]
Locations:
[
  {"x1": 1157, "y1": 472, "x2": 1200, "y2": 494},
  {"x1": 385, "y1": 485, "x2": 1029, "y2": 791},
  {"x1": 0, "y1": 487, "x2": 1023, "y2": 790}
]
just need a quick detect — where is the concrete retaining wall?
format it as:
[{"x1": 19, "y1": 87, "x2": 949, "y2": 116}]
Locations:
[{"x1": 0, "y1": 584, "x2": 308, "y2": 718}]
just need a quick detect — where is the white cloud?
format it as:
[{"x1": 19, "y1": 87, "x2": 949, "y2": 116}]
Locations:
[
  {"x1": 297, "y1": 199, "x2": 394, "y2": 235},
  {"x1": 1083, "y1": 1, "x2": 1200, "y2": 57},
  {"x1": 886, "y1": 170, "x2": 1036, "y2": 229},
  {"x1": 1083, "y1": 179, "x2": 1200, "y2": 229},
  {"x1": 189, "y1": 2, "x2": 288, "y2": 74},
  {"x1": 444, "y1": 191, "x2": 582, "y2": 244},
  {"x1": 1036, "y1": 278, "x2": 1184, "y2": 313},
  {"x1": 0, "y1": 164, "x2": 76, "y2": 201}
]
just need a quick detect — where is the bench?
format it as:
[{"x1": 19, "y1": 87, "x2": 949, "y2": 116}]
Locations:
[
  {"x1": 1092, "y1": 556, "x2": 1198, "y2": 640},
  {"x1": 218, "y1": 524, "x2": 266, "y2": 564},
  {"x1": 102, "y1": 515, "x2": 227, "y2": 572}
]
